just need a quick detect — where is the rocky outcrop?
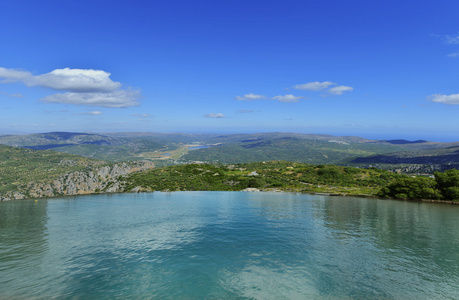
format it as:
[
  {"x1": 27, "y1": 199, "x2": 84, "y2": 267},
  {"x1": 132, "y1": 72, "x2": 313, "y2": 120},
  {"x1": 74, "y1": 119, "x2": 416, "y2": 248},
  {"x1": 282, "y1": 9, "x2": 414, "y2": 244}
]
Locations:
[{"x1": 0, "y1": 160, "x2": 154, "y2": 201}]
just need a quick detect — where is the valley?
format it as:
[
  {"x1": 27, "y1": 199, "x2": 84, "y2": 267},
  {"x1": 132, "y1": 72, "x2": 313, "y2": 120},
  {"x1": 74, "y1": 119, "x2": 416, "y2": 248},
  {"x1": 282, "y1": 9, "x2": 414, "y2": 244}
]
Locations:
[{"x1": 2, "y1": 131, "x2": 459, "y2": 202}]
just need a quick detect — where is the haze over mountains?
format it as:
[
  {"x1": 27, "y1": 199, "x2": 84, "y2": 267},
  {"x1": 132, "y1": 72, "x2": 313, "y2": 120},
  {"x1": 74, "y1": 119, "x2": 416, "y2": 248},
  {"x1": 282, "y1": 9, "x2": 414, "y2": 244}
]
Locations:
[
  {"x1": 1, "y1": 131, "x2": 459, "y2": 171},
  {"x1": 3, "y1": 131, "x2": 459, "y2": 201}
]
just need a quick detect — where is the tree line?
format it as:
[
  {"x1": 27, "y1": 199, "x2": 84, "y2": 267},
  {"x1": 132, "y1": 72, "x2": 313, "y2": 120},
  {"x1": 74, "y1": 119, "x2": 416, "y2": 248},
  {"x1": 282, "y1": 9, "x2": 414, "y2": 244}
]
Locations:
[{"x1": 377, "y1": 169, "x2": 459, "y2": 201}]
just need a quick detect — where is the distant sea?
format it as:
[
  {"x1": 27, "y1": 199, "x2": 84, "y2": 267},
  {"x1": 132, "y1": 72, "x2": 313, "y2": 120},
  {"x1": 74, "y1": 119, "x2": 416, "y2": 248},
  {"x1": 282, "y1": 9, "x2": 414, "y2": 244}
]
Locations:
[{"x1": 1, "y1": 192, "x2": 459, "y2": 299}]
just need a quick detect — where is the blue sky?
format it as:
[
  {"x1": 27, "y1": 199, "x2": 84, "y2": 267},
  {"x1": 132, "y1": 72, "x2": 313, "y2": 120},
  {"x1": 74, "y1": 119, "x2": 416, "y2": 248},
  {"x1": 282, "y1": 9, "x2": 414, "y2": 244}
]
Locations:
[{"x1": 1, "y1": 0, "x2": 459, "y2": 141}]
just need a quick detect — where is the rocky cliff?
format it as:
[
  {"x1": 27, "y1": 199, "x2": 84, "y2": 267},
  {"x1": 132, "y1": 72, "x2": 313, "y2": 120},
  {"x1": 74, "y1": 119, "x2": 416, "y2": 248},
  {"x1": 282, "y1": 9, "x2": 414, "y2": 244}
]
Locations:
[{"x1": 0, "y1": 160, "x2": 154, "y2": 201}]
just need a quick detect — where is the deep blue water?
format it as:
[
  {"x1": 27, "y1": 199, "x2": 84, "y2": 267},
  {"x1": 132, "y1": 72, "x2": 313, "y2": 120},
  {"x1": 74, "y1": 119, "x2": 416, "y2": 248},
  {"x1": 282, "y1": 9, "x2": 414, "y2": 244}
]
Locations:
[{"x1": 1, "y1": 192, "x2": 459, "y2": 299}]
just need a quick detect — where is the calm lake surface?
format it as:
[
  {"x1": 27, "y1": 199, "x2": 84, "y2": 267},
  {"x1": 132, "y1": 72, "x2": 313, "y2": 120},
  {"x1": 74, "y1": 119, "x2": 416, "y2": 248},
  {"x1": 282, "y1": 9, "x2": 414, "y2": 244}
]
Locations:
[
  {"x1": 1, "y1": 192, "x2": 459, "y2": 299},
  {"x1": 188, "y1": 145, "x2": 210, "y2": 150}
]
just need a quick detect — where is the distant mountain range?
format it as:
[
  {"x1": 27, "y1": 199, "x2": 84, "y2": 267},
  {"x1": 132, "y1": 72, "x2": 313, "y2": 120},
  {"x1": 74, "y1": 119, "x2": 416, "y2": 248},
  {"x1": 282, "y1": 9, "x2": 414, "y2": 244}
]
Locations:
[
  {"x1": 1, "y1": 131, "x2": 459, "y2": 171},
  {"x1": 385, "y1": 139, "x2": 428, "y2": 145},
  {"x1": 2, "y1": 131, "x2": 459, "y2": 201},
  {"x1": 352, "y1": 145, "x2": 459, "y2": 165},
  {"x1": 0, "y1": 132, "x2": 176, "y2": 162}
]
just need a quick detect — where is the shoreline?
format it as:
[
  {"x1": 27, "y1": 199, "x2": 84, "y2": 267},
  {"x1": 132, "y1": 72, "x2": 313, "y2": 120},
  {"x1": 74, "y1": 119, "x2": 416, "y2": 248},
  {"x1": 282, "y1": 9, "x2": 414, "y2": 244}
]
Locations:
[{"x1": 3, "y1": 189, "x2": 459, "y2": 206}]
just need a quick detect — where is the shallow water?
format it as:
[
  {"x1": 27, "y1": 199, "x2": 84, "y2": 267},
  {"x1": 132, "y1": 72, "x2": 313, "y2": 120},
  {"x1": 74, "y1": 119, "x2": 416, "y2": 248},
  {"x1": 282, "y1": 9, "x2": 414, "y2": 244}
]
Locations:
[{"x1": 1, "y1": 192, "x2": 459, "y2": 299}]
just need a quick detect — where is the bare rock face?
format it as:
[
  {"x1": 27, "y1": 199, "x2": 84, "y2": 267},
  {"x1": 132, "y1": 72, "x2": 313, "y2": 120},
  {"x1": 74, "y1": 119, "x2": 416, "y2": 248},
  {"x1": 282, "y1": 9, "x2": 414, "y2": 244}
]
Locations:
[
  {"x1": 0, "y1": 191, "x2": 27, "y2": 201},
  {"x1": 1, "y1": 160, "x2": 155, "y2": 201}
]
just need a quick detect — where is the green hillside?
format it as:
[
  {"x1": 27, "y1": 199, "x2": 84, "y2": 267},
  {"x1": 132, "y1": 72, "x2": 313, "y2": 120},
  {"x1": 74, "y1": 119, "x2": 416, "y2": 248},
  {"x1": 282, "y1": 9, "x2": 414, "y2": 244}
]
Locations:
[
  {"x1": 0, "y1": 145, "x2": 106, "y2": 193},
  {"x1": 3, "y1": 142, "x2": 459, "y2": 202},
  {"x1": 124, "y1": 161, "x2": 402, "y2": 196},
  {"x1": 2, "y1": 132, "x2": 458, "y2": 169},
  {"x1": 179, "y1": 137, "x2": 403, "y2": 165},
  {"x1": 0, "y1": 132, "x2": 178, "y2": 162},
  {"x1": 353, "y1": 145, "x2": 459, "y2": 165}
]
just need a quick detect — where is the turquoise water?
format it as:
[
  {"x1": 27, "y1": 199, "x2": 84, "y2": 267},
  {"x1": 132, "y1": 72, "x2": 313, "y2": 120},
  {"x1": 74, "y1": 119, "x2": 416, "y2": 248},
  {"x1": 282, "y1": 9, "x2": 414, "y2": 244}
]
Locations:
[{"x1": 1, "y1": 192, "x2": 459, "y2": 299}]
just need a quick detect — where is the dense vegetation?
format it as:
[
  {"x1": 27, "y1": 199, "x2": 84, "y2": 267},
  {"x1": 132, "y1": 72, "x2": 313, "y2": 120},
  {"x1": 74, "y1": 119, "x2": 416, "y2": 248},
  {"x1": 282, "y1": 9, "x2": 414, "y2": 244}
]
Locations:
[
  {"x1": 3, "y1": 140, "x2": 459, "y2": 203},
  {"x1": 126, "y1": 161, "x2": 459, "y2": 201},
  {"x1": 124, "y1": 161, "x2": 403, "y2": 196},
  {"x1": 377, "y1": 169, "x2": 459, "y2": 201}
]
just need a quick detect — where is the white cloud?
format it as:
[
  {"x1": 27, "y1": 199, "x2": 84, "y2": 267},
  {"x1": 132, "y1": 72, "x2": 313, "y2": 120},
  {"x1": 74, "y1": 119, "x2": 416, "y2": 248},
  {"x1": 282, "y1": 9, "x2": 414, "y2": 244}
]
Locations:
[
  {"x1": 74, "y1": 111, "x2": 103, "y2": 115},
  {"x1": 448, "y1": 52, "x2": 459, "y2": 58},
  {"x1": 292, "y1": 81, "x2": 353, "y2": 96},
  {"x1": 430, "y1": 93, "x2": 459, "y2": 105},
  {"x1": 41, "y1": 89, "x2": 141, "y2": 108},
  {"x1": 133, "y1": 113, "x2": 152, "y2": 117},
  {"x1": 327, "y1": 85, "x2": 353, "y2": 95},
  {"x1": 0, "y1": 67, "x2": 141, "y2": 108},
  {"x1": 87, "y1": 111, "x2": 103, "y2": 115},
  {"x1": 204, "y1": 113, "x2": 225, "y2": 118},
  {"x1": 235, "y1": 93, "x2": 266, "y2": 100},
  {"x1": 0, "y1": 68, "x2": 31, "y2": 84},
  {"x1": 272, "y1": 94, "x2": 302, "y2": 103},
  {"x1": 444, "y1": 32, "x2": 459, "y2": 45},
  {"x1": 293, "y1": 81, "x2": 335, "y2": 91},
  {"x1": 0, "y1": 67, "x2": 121, "y2": 92}
]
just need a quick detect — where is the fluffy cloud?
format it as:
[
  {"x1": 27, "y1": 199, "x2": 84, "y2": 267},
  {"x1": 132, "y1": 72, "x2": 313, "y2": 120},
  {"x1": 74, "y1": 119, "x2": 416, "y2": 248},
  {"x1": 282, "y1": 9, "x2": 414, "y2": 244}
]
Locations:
[
  {"x1": 235, "y1": 93, "x2": 266, "y2": 100},
  {"x1": 327, "y1": 85, "x2": 353, "y2": 95},
  {"x1": 448, "y1": 52, "x2": 459, "y2": 58},
  {"x1": 0, "y1": 68, "x2": 32, "y2": 84},
  {"x1": 272, "y1": 94, "x2": 302, "y2": 103},
  {"x1": 0, "y1": 67, "x2": 121, "y2": 92},
  {"x1": 41, "y1": 89, "x2": 141, "y2": 108},
  {"x1": 430, "y1": 93, "x2": 459, "y2": 105},
  {"x1": 293, "y1": 81, "x2": 335, "y2": 91},
  {"x1": 0, "y1": 67, "x2": 140, "y2": 107},
  {"x1": 204, "y1": 113, "x2": 225, "y2": 118}
]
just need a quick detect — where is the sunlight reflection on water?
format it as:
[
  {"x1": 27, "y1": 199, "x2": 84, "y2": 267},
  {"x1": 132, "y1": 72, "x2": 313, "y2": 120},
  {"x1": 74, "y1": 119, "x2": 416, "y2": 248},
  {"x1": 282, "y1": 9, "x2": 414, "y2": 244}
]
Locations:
[{"x1": 1, "y1": 192, "x2": 459, "y2": 299}]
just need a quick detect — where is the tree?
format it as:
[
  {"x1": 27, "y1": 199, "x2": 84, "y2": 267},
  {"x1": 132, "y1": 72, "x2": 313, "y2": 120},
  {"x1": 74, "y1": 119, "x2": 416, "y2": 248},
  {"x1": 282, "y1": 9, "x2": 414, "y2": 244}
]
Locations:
[
  {"x1": 377, "y1": 177, "x2": 441, "y2": 200},
  {"x1": 434, "y1": 169, "x2": 459, "y2": 200}
]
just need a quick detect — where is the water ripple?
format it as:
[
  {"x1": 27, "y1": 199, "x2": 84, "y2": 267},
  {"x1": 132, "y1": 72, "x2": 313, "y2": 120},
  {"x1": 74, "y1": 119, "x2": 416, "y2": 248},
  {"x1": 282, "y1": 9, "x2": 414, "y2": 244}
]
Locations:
[{"x1": 0, "y1": 192, "x2": 459, "y2": 299}]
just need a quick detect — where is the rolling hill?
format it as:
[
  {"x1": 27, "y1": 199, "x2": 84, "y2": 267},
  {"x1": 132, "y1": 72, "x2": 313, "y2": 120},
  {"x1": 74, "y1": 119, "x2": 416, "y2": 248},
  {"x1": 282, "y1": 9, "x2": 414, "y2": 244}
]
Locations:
[
  {"x1": 1, "y1": 132, "x2": 458, "y2": 169},
  {"x1": 179, "y1": 135, "x2": 405, "y2": 164},
  {"x1": 0, "y1": 132, "x2": 175, "y2": 162},
  {"x1": 0, "y1": 144, "x2": 154, "y2": 200}
]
